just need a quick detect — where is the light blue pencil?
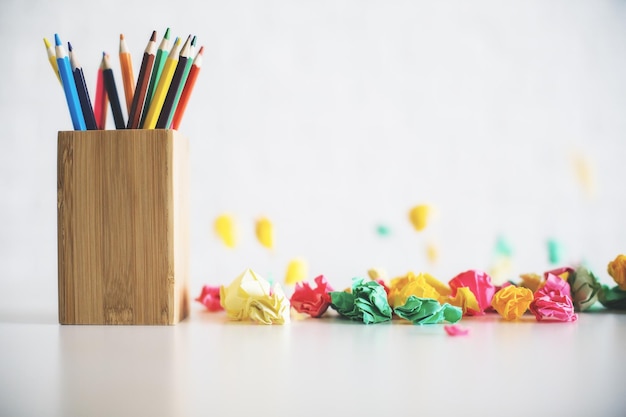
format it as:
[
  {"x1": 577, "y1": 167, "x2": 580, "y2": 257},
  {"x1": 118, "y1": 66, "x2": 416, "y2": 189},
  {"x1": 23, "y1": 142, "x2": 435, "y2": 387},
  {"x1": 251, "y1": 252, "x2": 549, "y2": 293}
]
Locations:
[{"x1": 54, "y1": 34, "x2": 86, "y2": 130}]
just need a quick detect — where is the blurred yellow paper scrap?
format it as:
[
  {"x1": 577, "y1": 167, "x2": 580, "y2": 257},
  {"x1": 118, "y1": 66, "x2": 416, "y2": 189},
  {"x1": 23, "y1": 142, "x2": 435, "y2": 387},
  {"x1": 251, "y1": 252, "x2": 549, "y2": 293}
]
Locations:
[
  {"x1": 285, "y1": 258, "x2": 308, "y2": 285},
  {"x1": 570, "y1": 150, "x2": 596, "y2": 198},
  {"x1": 367, "y1": 268, "x2": 388, "y2": 281},
  {"x1": 255, "y1": 217, "x2": 274, "y2": 249},
  {"x1": 220, "y1": 268, "x2": 290, "y2": 324},
  {"x1": 214, "y1": 213, "x2": 237, "y2": 248},
  {"x1": 409, "y1": 204, "x2": 431, "y2": 231},
  {"x1": 426, "y1": 242, "x2": 439, "y2": 264}
]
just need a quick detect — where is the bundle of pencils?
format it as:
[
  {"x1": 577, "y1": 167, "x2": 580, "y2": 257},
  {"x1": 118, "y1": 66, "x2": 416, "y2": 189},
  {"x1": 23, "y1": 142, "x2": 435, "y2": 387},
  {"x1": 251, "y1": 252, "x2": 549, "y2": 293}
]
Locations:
[{"x1": 44, "y1": 29, "x2": 203, "y2": 131}]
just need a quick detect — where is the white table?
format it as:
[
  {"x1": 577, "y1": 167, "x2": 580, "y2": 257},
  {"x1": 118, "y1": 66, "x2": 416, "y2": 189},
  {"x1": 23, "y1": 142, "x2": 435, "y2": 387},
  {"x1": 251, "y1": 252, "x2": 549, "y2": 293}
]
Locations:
[{"x1": 1, "y1": 308, "x2": 625, "y2": 417}]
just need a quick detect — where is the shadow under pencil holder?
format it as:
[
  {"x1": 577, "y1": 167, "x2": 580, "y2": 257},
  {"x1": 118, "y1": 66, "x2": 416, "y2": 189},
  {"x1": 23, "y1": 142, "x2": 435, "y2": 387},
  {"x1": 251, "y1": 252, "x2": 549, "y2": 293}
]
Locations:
[{"x1": 57, "y1": 129, "x2": 190, "y2": 325}]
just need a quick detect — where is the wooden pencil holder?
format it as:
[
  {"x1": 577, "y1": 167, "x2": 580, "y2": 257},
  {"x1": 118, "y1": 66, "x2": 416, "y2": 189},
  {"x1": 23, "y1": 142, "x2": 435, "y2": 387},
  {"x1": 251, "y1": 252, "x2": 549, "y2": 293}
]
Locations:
[{"x1": 57, "y1": 129, "x2": 190, "y2": 325}]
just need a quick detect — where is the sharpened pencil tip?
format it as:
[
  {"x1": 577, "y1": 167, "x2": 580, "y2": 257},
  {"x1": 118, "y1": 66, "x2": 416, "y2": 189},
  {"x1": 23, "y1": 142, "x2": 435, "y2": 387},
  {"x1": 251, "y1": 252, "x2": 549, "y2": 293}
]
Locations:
[
  {"x1": 67, "y1": 41, "x2": 73, "y2": 52},
  {"x1": 164, "y1": 27, "x2": 170, "y2": 39},
  {"x1": 150, "y1": 30, "x2": 157, "y2": 42},
  {"x1": 120, "y1": 33, "x2": 124, "y2": 40},
  {"x1": 54, "y1": 33, "x2": 61, "y2": 46},
  {"x1": 198, "y1": 46, "x2": 204, "y2": 54},
  {"x1": 191, "y1": 35, "x2": 197, "y2": 46},
  {"x1": 43, "y1": 37, "x2": 51, "y2": 48}
]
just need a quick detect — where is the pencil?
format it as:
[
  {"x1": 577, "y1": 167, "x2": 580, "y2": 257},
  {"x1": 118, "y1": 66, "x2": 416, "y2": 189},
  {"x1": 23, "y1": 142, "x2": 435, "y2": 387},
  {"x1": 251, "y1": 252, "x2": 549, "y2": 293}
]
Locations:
[
  {"x1": 127, "y1": 31, "x2": 157, "y2": 129},
  {"x1": 94, "y1": 52, "x2": 108, "y2": 129},
  {"x1": 156, "y1": 36, "x2": 192, "y2": 129},
  {"x1": 68, "y1": 42, "x2": 97, "y2": 130},
  {"x1": 119, "y1": 34, "x2": 135, "y2": 114},
  {"x1": 43, "y1": 37, "x2": 61, "y2": 84},
  {"x1": 163, "y1": 35, "x2": 196, "y2": 129},
  {"x1": 171, "y1": 46, "x2": 203, "y2": 130},
  {"x1": 140, "y1": 28, "x2": 170, "y2": 128},
  {"x1": 54, "y1": 34, "x2": 86, "y2": 131},
  {"x1": 102, "y1": 53, "x2": 125, "y2": 129},
  {"x1": 142, "y1": 37, "x2": 182, "y2": 129}
]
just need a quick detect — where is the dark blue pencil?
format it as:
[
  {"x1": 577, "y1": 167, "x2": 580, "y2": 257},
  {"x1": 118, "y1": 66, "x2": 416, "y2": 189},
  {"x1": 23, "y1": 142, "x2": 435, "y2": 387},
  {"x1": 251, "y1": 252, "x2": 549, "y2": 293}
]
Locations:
[
  {"x1": 68, "y1": 42, "x2": 97, "y2": 130},
  {"x1": 102, "y1": 53, "x2": 125, "y2": 129}
]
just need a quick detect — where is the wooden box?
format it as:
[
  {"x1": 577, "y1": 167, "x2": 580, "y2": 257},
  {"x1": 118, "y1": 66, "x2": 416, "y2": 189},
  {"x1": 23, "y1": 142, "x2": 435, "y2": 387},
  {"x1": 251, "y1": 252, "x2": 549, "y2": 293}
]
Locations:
[{"x1": 57, "y1": 130, "x2": 190, "y2": 325}]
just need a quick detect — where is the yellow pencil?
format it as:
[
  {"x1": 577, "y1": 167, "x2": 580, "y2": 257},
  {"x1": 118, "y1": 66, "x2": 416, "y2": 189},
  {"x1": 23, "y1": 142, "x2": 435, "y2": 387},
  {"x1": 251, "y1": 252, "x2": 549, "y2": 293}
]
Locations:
[
  {"x1": 142, "y1": 37, "x2": 182, "y2": 129},
  {"x1": 43, "y1": 37, "x2": 61, "y2": 84}
]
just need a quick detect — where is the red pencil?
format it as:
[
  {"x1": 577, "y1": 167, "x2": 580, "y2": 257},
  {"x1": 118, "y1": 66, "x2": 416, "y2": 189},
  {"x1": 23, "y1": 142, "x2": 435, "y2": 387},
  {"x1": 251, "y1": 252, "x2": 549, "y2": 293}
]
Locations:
[
  {"x1": 94, "y1": 52, "x2": 108, "y2": 129},
  {"x1": 127, "y1": 31, "x2": 157, "y2": 129},
  {"x1": 171, "y1": 46, "x2": 203, "y2": 130}
]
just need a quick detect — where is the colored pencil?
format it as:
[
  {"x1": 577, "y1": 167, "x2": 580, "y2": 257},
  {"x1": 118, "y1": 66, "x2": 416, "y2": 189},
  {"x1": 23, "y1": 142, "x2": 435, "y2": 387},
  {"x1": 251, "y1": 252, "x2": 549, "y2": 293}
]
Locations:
[
  {"x1": 43, "y1": 37, "x2": 61, "y2": 84},
  {"x1": 127, "y1": 31, "x2": 157, "y2": 129},
  {"x1": 171, "y1": 46, "x2": 203, "y2": 130},
  {"x1": 54, "y1": 34, "x2": 86, "y2": 131},
  {"x1": 142, "y1": 37, "x2": 182, "y2": 129},
  {"x1": 119, "y1": 34, "x2": 135, "y2": 114},
  {"x1": 156, "y1": 36, "x2": 192, "y2": 129},
  {"x1": 68, "y1": 42, "x2": 97, "y2": 130},
  {"x1": 94, "y1": 52, "x2": 108, "y2": 129},
  {"x1": 140, "y1": 28, "x2": 170, "y2": 128},
  {"x1": 102, "y1": 53, "x2": 125, "y2": 129},
  {"x1": 188, "y1": 35, "x2": 196, "y2": 61},
  {"x1": 164, "y1": 36, "x2": 196, "y2": 129}
]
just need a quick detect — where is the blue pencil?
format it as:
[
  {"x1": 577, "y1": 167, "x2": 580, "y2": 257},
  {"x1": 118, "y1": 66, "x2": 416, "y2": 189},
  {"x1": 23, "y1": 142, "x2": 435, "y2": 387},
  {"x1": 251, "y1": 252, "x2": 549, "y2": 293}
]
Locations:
[{"x1": 54, "y1": 34, "x2": 86, "y2": 130}]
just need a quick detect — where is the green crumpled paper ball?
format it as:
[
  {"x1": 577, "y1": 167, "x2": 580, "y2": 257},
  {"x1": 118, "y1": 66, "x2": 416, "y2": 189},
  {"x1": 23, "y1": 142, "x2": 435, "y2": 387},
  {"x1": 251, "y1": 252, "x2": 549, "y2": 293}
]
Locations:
[
  {"x1": 394, "y1": 295, "x2": 462, "y2": 325},
  {"x1": 329, "y1": 277, "x2": 392, "y2": 324}
]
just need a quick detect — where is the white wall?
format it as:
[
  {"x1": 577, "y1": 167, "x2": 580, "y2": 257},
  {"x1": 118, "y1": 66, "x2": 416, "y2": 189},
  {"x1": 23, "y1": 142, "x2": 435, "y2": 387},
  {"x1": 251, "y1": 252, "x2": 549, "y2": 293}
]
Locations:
[{"x1": 1, "y1": 0, "x2": 625, "y2": 315}]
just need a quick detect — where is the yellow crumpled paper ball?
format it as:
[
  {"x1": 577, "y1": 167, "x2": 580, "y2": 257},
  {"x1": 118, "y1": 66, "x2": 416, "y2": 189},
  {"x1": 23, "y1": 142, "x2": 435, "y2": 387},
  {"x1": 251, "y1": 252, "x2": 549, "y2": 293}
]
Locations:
[
  {"x1": 491, "y1": 286, "x2": 534, "y2": 320},
  {"x1": 220, "y1": 268, "x2": 290, "y2": 324},
  {"x1": 447, "y1": 287, "x2": 480, "y2": 316},
  {"x1": 388, "y1": 272, "x2": 451, "y2": 308},
  {"x1": 519, "y1": 273, "x2": 543, "y2": 293},
  {"x1": 607, "y1": 254, "x2": 626, "y2": 290}
]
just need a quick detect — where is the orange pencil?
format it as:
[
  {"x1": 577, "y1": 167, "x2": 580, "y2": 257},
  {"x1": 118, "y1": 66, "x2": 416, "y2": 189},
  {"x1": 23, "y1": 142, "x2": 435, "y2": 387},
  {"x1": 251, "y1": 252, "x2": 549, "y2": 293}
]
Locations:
[
  {"x1": 94, "y1": 52, "x2": 108, "y2": 129},
  {"x1": 119, "y1": 34, "x2": 135, "y2": 114},
  {"x1": 171, "y1": 46, "x2": 203, "y2": 130}
]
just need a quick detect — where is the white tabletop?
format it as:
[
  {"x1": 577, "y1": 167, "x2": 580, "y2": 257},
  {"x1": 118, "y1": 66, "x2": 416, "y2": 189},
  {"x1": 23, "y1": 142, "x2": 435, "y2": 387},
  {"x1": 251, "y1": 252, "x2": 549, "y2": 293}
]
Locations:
[{"x1": 1, "y1": 307, "x2": 625, "y2": 417}]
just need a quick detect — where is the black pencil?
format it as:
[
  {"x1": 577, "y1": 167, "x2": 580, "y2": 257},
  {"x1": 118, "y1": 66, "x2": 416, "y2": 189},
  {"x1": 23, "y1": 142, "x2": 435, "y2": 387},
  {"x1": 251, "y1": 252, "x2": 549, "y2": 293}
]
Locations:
[
  {"x1": 102, "y1": 53, "x2": 125, "y2": 129},
  {"x1": 155, "y1": 35, "x2": 191, "y2": 129},
  {"x1": 68, "y1": 42, "x2": 97, "y2": 130}
]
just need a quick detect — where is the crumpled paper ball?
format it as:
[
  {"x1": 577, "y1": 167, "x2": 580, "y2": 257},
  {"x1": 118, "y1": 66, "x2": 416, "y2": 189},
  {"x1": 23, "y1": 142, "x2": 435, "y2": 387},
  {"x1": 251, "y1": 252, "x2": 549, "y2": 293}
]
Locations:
[
  {"x1": 448, "y1": 270, "x2": 496, "y2": 315},
  {"x1": 220, "y1": 268, "x2": 290, "y2": 324},
  {"x1": 290, "y1": 275, "x2": 333, "y2": 318},
  {"x1": 393, "y1": 296, "x2": 462, "y2": 325},
  {"x1": 607, "y1": 254, "x2": 626, "y2": 291},
  {"x1": 529, "y1": 274, "x2": 577, "y2": 322},
  {"x1": 195, "y1": 285, "x2": 223, "y2": 312},
  {"x1": 388, "y1": 272, "x2": 449, "y2": 308},
  {"x1": 491, "y1": 285, "x2": 533, "y2": 320},
  {"x1": 568, "y1": 266, "x2": 601, "y2": 311},
  {"x1": 329, "y1": 278, "x2": 392, "y2": 324}
]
